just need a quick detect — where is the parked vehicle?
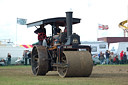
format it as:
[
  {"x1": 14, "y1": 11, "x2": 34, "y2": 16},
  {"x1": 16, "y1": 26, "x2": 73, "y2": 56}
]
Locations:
[{"x1": 81, "y1": 41, "x2": 108, "y2": 55}]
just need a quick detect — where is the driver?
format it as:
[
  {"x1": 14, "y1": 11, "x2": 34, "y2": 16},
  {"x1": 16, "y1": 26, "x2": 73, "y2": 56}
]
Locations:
[
  {"x1": 54, "y1": 24, "x2": 62, "y2": 35},
  {"x1": 53, "y1": 24, "x2": 62, "y2": 46}
]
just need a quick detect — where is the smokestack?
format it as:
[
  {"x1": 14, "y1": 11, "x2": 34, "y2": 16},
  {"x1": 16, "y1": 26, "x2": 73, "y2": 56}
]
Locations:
[{"x1": 66, "y1": 12, "x2": 73, "y2": 37}]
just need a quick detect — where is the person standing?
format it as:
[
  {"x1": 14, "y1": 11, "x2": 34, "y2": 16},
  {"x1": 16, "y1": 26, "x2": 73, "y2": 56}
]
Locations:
[
  {"x1": 28, "y1": 51, "x2": 32, "y2": 65},
  {"x1": 34, "y1": 24, "x2": 46, "y2": 45},
  {"x1": 105, "y1": 50, "x2": 110, "y2": 64},
  {"x1": 53, "y1": 24, "x2": 62, "y2": 46},
  {"x1": 7, "y1": 53, "x2": 11, "y2": 65},
  {"x1": 23, "y1": 50, "x2": 28, "y2": 65},
  {"x1": 109, "y1": 52, "x2": 115, "y2": 64},
  {"x1": 99, "y1": 51, "x2": 105, "y2": 64},
  {"x1": 120, "y1": 51, "x2": 124, "y2": 64},
  {"x1": 123, "y1": 52, "x2": 127, "y2": 64}
]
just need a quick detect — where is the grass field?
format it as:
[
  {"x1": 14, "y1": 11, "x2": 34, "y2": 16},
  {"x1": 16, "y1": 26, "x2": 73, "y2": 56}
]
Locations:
[{"x1": 0, "y1": 65, "x2": 128, "y2": 85}]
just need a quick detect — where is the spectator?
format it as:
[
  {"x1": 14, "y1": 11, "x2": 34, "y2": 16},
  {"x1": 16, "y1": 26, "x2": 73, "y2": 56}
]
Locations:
[
  {"x1": 123, "y1": 52, "x2": 127, "y2": 64},
  {"x1": 105, "y1": 50, "x2": 110, "y2": 64},
  {"x1": 15, "y1": 57, "x2": 22, "y2": 64},
  {"x1": 28, "y1": 51, "x2": 32, "y2": 65},
  {"x1": 94, "y1": 54, "x2": 99, "y2": 59},
  {"x1": 7, "y1": 53, "x2": 11, "y2": 65},
  {"x1": 109, "y1": 52, "x2": 115, "y2": 64},
  {"x1": 113, "y1": 55, "x2": 119, "y2": 64},
  {"x1": 0, "y1": 59, "x2": 6, "y2": 66},
  {"x1": 23, "y1": 50, "x2": 28, "y2": 65},
  {"x1": 99, "y1": 51, "x2": 105, "y2": 64},
  {"x1": 120, "y1": 51, "x2": 124, "y2": 64}
]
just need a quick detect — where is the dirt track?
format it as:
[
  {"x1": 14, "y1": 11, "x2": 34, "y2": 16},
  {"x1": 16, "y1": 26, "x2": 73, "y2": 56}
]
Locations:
[
  {"x1": 0, "y1": 65, "x2": 128, "y2": 85},
  {"x1": 47, "y1": 65, "x2": 128, "y2": 76},
  {"x1": 89, "y1": 65, "x2": 128, "y2": 85},
  {"x1": 92, "y1": 65, "x2": 128, "y2": 74},
  {"x1": 47, "y1": 65, "x2": 128, "y2": 85}
]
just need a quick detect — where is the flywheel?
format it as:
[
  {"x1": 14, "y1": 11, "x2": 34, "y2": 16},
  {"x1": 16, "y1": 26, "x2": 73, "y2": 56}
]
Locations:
[
  {"x1": 57, "y1": 51, "x2": 93, "y2": 77},
  {"x1": 31, "y1": 46, "x2": 49, "y2": 75}
]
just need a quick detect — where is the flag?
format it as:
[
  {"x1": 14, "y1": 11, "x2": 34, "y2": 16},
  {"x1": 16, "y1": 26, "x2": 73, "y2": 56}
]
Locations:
[
  {"x1": 98, "y1": 24, "x2": 109, "y2": 30},
  {"x1": 17, "y1": 18, "x2": 27, "y2": 25}
]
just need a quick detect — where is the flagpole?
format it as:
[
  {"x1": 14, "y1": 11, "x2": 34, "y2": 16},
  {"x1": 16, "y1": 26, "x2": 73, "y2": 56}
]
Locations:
[
  {"x1": 97, "y1": 23, "x2": 99, "y2": 40},
  {"x1": 16, "y1": 18, "x2": 18, "y2": 45},
  {"x1": 16, "y1": 18, "x2": 27, "y2": 45},
  {"x1": 15, "y1": 18, "x2": 17, "y2": 45}
]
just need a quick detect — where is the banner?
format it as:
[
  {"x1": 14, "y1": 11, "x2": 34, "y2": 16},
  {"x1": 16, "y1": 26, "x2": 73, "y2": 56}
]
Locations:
[
  {"x1": 19, "y1": 45, "x2": 33, "y2": 48},
  {"x1": 17, "y1": 18, "x2": 27, "y2": 25},
  {"x1": 98, "y1": 24, "x2": 109, "y2": 30}
]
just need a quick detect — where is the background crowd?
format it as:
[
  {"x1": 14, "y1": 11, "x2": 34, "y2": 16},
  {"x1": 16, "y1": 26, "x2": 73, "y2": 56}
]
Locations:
[
  {"x1": 0, "y1": 50, "x2": 31, "y2": 66},
  {"x1": 1, "y1": 49, "x2": 128, "y2": 66},
  {"x1": 93, "y1": 50, "x2": 128, "y2": 65}
]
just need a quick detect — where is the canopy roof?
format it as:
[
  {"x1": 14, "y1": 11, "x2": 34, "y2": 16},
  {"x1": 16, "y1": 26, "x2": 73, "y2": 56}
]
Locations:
[{"x1": 27, "y1": 17, "x2": 81, "y2": 28}]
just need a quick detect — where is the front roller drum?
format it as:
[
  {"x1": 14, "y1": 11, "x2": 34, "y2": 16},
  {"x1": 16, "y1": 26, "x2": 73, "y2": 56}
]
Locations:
[
  {"x1": 57, "y1": 51, "x2": 93, "y2": 77},
  {"x1": 31, "y1": 46, "x2": 49, "y2": 75}
]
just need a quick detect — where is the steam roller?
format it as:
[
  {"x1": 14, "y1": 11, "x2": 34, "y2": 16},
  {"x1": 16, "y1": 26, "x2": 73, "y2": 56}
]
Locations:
[{"x1": 27, "y1": 11, "x2": 93, "y2": 77}]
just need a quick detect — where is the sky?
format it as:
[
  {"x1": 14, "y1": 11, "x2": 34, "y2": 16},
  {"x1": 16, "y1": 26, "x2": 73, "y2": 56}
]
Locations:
[{"x1": 0, "y1": 0, "x2": 128, "y2": 45}]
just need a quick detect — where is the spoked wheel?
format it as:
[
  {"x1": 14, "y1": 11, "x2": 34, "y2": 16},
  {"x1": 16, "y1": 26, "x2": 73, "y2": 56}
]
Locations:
[
  {"x1": 31, "y1": 46, "x2": 49, "y2": 75},
  {"x1": 57, "y1": 51, "x2": 93, "y2": 77},
  {"x1": 57, "y1": 53, "x2": 68, "y2": 77}
]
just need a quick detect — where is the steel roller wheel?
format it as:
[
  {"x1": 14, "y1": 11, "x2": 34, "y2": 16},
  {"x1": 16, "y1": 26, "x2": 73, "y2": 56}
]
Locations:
[
  {"x1": 57, "y1": 51, "x2": 93, "y2": 77},
  {"x1": 31, "y1": 46, "x2": 49, "y2": 75}
]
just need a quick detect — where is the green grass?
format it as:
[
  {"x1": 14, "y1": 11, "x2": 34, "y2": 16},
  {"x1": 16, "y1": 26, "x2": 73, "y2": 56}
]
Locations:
[
  {"x1": 97, "y1": 64, "x2": 128, "y2": 66},
  {"x1": 0, "y1": 65, "x2": 128, "y2": 85}
]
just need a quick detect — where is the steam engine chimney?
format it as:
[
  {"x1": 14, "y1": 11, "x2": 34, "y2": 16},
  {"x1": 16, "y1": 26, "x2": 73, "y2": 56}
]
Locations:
[{"x1": 66, "y1": 12, "x2": 73, "y2": 37}]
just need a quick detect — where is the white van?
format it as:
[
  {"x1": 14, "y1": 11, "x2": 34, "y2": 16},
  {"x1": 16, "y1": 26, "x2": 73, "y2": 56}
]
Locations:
[{"x1": 81, "y1": 41, "x2": 108, "y2": 55}]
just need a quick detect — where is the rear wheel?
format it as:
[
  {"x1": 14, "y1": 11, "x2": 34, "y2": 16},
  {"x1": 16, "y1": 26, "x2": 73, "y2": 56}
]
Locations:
[{"x1": 31, "y1": 46, "x2": 49, "y2": 75}]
